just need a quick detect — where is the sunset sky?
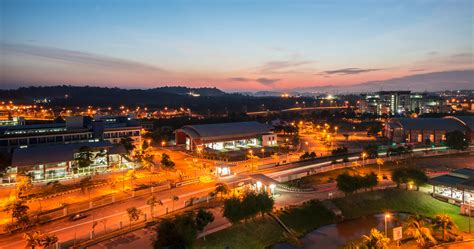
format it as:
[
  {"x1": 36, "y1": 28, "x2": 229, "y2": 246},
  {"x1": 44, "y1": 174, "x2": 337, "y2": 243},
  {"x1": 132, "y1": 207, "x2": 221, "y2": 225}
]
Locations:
[{"x1": 1, "y1": 0, "x2": 473, "y2": 91}]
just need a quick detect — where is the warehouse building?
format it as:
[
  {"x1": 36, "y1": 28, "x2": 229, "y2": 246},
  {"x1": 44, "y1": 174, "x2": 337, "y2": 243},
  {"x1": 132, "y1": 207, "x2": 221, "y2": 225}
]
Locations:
[
  {"x1": 5, "y1": 140, "x2": 131, "y2": 182},
  {"x1": 385, "y1": 116, "x2": 473, "y2": 144},
  {"x1": 175, "y1": 121, "x2": 277, "y2": 152},
  {"x1": 0, "y1": 116, "x2": 141, "y2": 152}
]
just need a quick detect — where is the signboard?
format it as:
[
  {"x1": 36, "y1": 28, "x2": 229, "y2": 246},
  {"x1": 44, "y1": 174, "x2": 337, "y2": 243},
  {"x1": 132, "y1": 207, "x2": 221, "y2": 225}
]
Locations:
[{"x1": 393, "y1": 226, "x2": 402, "y2": 241}]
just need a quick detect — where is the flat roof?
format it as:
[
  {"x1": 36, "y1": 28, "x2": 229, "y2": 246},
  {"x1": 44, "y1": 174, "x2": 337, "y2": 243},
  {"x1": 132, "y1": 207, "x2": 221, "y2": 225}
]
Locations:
[
  {"x1": 249, "y1": 174, "x2": 279, "y2": 186},
  {"x1": 11, "y1": 141, "x2": 119, "y2": 167},
  {"x1": 177, "y1": 121, "x2": 272, "y2": 142},
  {"x1": 429, "y1": 168, "x2": 474, "y2": 190}
]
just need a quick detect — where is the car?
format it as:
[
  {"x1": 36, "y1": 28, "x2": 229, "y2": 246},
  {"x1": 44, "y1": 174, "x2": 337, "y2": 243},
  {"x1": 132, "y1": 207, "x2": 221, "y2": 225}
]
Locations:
[{"x1": 69, "y1": 213, "x2": 89, "y2": 221}]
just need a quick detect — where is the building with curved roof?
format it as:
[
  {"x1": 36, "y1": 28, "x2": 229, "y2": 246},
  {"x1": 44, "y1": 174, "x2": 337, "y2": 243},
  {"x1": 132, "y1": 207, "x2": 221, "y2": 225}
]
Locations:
[
  {"x1": 175, "y1": 121, "x2": 276, "y2": 151},
  {"x1": 385, "y1": 116, "x2": 473, "y2": 144}
]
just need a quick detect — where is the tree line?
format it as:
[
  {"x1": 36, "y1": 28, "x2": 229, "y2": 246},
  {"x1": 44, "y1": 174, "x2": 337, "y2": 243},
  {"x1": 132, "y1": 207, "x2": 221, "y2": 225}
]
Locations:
[{"x1": 336, "y1": 172, "x2": 378, "y2": 196}]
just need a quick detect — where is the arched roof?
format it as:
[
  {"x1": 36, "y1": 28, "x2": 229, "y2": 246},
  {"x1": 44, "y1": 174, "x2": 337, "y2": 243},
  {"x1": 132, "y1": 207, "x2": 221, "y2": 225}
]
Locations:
[{"x1": 177, "y1": 121, "x2": 272, "y2": 142}]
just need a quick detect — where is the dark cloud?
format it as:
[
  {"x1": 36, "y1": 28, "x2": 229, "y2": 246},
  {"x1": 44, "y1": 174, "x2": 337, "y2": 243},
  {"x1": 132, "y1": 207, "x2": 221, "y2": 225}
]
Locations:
[
  {"x1": 2, "y1": 42, "x2": 166, "y2": 73},
  {"x1": 228, "y1": 77, "x2": 280, "y2": 85},
  {"x1": 411, "y1": 69, "x2": 426, "y2": 72},
  {"x1": 320, "y1": 68, "x2": 383, "y2": 75},
  {"x1": 256, "y1": 78, "x2": 280, "y2": 85}
]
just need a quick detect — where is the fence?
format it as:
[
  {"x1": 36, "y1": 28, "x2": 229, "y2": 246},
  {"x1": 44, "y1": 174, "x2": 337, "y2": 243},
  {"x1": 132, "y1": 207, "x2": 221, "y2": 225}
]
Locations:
[{"x1": 3, "y1": 182, "x2": 173, "y2": 234}]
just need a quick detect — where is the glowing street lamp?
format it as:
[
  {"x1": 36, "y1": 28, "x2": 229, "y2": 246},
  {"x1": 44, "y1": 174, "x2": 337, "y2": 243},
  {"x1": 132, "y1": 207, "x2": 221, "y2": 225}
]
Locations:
[
  {"x1": 384, "y1": 213, "x2": 391, "y2": 235},
  {"x1": 261, "y1": 148, "x2": 265, "y2": 157},
  {"x1": 361, "y1": 152, "x2": 367, "y2": 166},
  {"x1": 161, "y1": 141, "x2": 166, "y2": 147}
]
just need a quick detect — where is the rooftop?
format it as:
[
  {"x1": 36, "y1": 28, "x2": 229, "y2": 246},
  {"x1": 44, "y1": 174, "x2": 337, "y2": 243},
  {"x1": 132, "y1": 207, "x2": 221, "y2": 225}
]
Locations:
[
  {"x1": 389, "y1": 118, "x2": 466, "y2": 131},
  {"x1": 429, "y1": 168, "x2": 474, "y2": 190},
  {"x1": 11, "y1": 141, "x2": 121, "y2": 167},
  {"x1": 177, "y1": 121, "x2": 272, "y2": 142}
]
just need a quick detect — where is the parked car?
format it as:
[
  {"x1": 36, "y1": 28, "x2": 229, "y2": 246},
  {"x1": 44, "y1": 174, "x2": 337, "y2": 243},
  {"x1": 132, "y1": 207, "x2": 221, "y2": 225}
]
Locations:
[{"x1": 69, "y1": 213, "x2": 89, "y2": 221}]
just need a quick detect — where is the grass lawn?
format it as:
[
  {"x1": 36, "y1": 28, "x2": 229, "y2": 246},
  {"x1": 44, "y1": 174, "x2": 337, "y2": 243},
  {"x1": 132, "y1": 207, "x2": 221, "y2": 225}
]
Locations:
[
  {"x1": 333, "y1": 189, "x2": 470, "y2": 232},
  {"x1": 279, "y1": 200, "x2": 335, "y2": 235},
  {"x1": 288, "y1": 154, "x2": 474, "y2": 189},
  {"x1": 194, "y1": 200, "x2": 335, "y2": 249},
  {"x1": 193, "y1": 216, "x2": 285, "y2": 249}
]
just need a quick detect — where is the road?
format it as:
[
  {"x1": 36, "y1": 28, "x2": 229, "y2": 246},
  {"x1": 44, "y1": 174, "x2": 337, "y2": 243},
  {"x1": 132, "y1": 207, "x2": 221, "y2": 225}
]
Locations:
[{"x1": 1, "y1": 146, "x2": 470, "y2": 248}]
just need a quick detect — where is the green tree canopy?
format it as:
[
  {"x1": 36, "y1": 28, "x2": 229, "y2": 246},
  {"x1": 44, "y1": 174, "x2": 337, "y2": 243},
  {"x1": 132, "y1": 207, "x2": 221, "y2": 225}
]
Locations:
[
  {"x1": 120, "y1": 136, "x2": 136, "y2": 154},
  {"x1": 160, "y1": 153, "x2": 175, "y2": 170},
  {"x1": 445, "y1": 130, "x2": 469, "y2": 150},
  {"x1": 153, "y1": 213, "x2": 197, "y2": 249}
]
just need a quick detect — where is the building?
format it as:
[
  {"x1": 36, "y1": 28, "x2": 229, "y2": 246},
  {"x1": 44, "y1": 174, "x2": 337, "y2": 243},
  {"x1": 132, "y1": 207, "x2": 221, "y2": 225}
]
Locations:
[
  {"x1": 0, "y1": 116, "x2": 141, "y2": 152},
  {"x1": 444, "y1": 116, "x2": 474, "y2": 142},
  {"x1": 360, "y1": 91, "x2": 411, "y2": 115},
  {"x1": 4, "y1": 140, "x2": 131, "y2": 182},
  {"x1": 384, "y1": 117, "x2": 469, "y2": 144},
  {"x1": 175, "y1": 121, "x2": 277, "y2": 151},
  {"x1": 359, "y1": 91, "x2": 445, "y2": 115},
  {"x1": 410, "y1": 93, "x2": 444, "y2": 114},
  {"x1": 429, "y1": 168, "x2": 474, "y2": 215}
]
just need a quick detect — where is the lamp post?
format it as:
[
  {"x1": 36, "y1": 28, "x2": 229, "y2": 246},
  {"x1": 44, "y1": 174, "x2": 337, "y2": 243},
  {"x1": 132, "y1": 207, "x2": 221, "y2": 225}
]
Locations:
[
  {"x1": 384, "y1": 213, "x2": 391, "y2": 235},
  {"x1": 248, "y1": 150, "x2": 254, "y2": 171},
  {"x1": 361, "y1": 152, "x2": 367, "y2": 166},
  {"x1": 469, "y1": 197, "x2": 473, "y2": 234},
  {"x1": 261, "y1": 148, "x2": 265, "y2": 158}
]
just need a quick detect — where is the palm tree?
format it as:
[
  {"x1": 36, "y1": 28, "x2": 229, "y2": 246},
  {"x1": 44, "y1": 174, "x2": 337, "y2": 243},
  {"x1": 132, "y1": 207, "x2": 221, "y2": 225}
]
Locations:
[
  {"x1": 359, "y1": 228, "x2": 390, "y2": 249},
  {"x1": 214, "y1": 183, "x2": 230, "y2": 199},
  {"x1": 41, "y1": 234, "x2": 58, "y2": 248},
  {"x1": 433, "y1": 214, "x2": 458, "y2": 242},
  {"x1": 404, "y1": 215, "x2": 437, "y2": 248},
  {"x1": 147, "y1": 195, "x2": 159, "y2": 218},
  {"x1": 23, "y1": 231, "x2": 42, "y2": 249},
  {"x1": 126, "y1": 207, "x2": 142, "y2": 228}
]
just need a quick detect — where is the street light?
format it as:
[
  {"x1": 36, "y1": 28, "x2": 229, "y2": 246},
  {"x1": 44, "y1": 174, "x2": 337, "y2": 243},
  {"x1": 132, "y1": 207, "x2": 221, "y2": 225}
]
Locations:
[
  {"x1": 469, "y1": 197, "x2": 473, "y2": 234},
  {"x1": 384, "y1": 213, "x2": 391, "y2": 235},
  {"x1": 248, "y1": 150, "x2": 254, "y2": 171},
  {"x1": 161, "y1": 141, "x2": 166, "y2": 147},
  {"x1": 361, "y1": 152, "x2": 367, "y2": 166},
  {"x1": 261, "y1": 148, "x2": 265, "y2": 158}
]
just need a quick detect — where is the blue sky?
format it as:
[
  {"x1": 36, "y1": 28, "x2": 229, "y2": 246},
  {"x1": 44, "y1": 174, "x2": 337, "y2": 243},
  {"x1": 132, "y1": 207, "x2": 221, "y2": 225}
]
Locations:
[{"x1": 1, "y1": 0, "x2": 473, "y2": 90}]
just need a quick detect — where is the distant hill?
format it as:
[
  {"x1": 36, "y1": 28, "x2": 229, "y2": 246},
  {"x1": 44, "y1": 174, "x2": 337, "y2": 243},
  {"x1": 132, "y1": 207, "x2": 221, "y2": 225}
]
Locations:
[
  {"x1": 294, "y1": 70, "x2": 474, "y2": 93},
  {"x1": 149, "y1": 86, "x2": 226, "y2": 96},
  {"x1": 0, "y1": 85, "x2": 314, "y2": 114}
]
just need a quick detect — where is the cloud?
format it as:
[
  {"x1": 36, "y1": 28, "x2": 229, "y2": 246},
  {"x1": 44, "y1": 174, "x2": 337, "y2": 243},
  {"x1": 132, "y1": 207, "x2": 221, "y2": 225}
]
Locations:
[
  {"x1": 427, "y1": 51, "x2": 438, "y2": 56},
  {"x1": 440, "y1": 52, "x2": 473, "y2": 65},
  {"x1": 1, "y1": 42, "x2": 166, "y2": 73},
  {"x1": 228, "y1": 77, "x2": 280, "y2": 85},
  {"x1": 451, "y1": 52, "x2": 472, "y2": 58},
  {"x1": 410, "y1": 69, "x2": 426, "y2": 72},
  {"x1": 256, "y1": 78, "x2": 280, "y2": 85},
  {"x1": 256, "y1": 60, "x2": 313, "y2": 74},
  {"x1": 228, "y1": 77, "x2": 251, "y2": 82},
  {"x1": 320, "y1": 67, "x2": 383, "y2": 75}
]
